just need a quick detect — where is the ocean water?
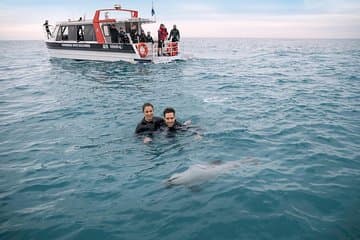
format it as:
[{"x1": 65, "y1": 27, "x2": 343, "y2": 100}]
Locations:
[{"x1": 0, "y1": 39, "x2": 359, "y2": 239}]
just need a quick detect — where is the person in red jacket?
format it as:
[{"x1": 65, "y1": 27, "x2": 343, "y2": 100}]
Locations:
[{"x1": 157, "y1": 24, "x2": 168, "y2": 56}]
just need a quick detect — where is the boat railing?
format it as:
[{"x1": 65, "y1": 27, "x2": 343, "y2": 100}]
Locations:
[
  {"x1": 164, "y1": 41, "x2": 179, "y2": 57},
  {"x1": 135, "y1": 41, "x2": 180, "y2": 60},
  {"x1": 134, "y1": 41, "x2": 180, "y2": 60}
]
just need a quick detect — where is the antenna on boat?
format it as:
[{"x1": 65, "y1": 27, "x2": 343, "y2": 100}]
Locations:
[
  {"x1": 114, "y1": 4, "x2": 121, "y2": 10},
  {"x1": 151, "y1": 0, "x2": 156, "y2": 21}
]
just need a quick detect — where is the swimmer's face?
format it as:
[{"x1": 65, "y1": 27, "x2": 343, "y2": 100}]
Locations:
[
  {"x1": 143, "y1": 106, "x2": 154, "y2": 122},
  {"x1": 164, "y1": 112, "x2": 175, "y2": 127}
]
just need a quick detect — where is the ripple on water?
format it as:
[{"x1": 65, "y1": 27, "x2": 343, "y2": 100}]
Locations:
[{"x1": 0, "y1": 39, "x2": 359, "y2": 239}]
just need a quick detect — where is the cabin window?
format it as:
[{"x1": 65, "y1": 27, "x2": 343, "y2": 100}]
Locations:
[
  {"x1": 83, "y1": 25, "x2": 96, "y2": 41},
  {"x1": 53, "y1": 25, "x2": 59, "y2": 38},
  {"x1": 56, "y1": 26, "x2": 69, "y2": 41},
  {"x1": 125, "y1": 23, "x2": 132, "y2": 33},
  {"x1": 103, "y1": 25, "x2": 110, "y2": 37},
  {"x1": 56, "y1": 24, "x2": 96, "y2": 41},
  {"x1": 68, "y1": 26, "x2": 78, "y2": 41},
  {"x1": 56, "y1": 25, "x2": 86, "y2": 41}
]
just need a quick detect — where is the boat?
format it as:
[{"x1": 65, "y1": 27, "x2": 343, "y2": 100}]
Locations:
[{"x1": 43, "y1": 4, "x2": 181, "y2": 64}]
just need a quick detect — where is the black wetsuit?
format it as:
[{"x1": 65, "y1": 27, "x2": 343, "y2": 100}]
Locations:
[
  {"x1": 135, "y1": 117, "x2": 164, "y2": 134},
  {"x1": 44, "y1": 22, "x2": 51, "y2": 38},
  {"x1": 119, "y1": 31, "x2": 129, "y2": 43},
  {"x1": 139, "y1": 33, "x2": 147, "y2": 42},
  {"x1": 146, "y1": 35, "x2": 154, "y2": 43},
  {"x1": 160, "y1": 120, "x2": 184, "y2": 132},
  {"x1": 109, "y1": 27, "x2": 119, "y2": 43},
  {"x1": 161, "y1": 121, "x2": 202, "y2": 140},
  {"x1": 168, "y1": 28, "x2": 180, "y2": 42},
  {"x1": 130, "y1": 29, "x2": 139, "y2": 43},
  {"x1": 77, "y1": 26, "x2": 84, "y2": 41}
]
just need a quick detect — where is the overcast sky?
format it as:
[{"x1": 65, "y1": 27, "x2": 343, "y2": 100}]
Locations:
[{"x1": 0, "y1": 0, "x2": 359, "y2": 40}]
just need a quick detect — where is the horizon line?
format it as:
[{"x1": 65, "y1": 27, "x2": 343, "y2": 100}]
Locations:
[{"x1": 1, "y1": 37, "x2": 360, "y2": 41}]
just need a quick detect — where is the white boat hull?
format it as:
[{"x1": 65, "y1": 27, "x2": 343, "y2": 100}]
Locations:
[
  {"x1": 46, "y1": 42, "x2": 181, "y2": 64},
  {"x1": 48, "y1": 48, "x2": 138, "y2": 63}
]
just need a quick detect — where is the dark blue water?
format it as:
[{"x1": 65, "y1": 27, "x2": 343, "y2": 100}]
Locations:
[{"x1": 1, "y1": 39, "x2": 359, "y2": 239}]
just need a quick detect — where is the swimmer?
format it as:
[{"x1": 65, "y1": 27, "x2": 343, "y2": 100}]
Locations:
[{"x1": 135, "y1": 103, "x2": 164, "y2": 143}]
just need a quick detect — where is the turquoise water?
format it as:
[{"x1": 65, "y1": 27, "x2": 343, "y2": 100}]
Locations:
[{"x1": 0, "y1": 39, "x2": 359, "y2": 239}]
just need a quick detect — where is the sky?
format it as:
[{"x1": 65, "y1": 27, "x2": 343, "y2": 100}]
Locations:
[{"x1": 0, "y1": 0, "x2": 359, "y2": 40}]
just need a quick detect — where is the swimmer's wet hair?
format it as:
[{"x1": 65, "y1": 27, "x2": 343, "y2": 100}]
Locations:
[
  {"x1": 163, "y1": 107, "x2": 175, "y2": 116},
  {"x1": 142, "y1": 103, "x2": 154, "y2": 112}
]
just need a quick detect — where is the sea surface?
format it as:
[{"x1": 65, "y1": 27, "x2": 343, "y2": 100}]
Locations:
[{"x1": 0, "y1": 39, "x2": 359, "y2": 239}]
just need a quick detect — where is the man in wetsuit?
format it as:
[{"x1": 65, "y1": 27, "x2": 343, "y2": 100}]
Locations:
[
  {"x1": 161, "y1": 107, "x2": 203, "y2": 140},
  {"x1": 168, "y1": 25, "x2": 180, "y2": 42},
  {"x1": 161, "y1": 107, "x2": 184, "y2": 131},
  {"x1": 135, "y1": 103, "x2": 164, "y2": 134},
  {"x1": 43, "y1": 20, "x2": 52, "y2": 39}
]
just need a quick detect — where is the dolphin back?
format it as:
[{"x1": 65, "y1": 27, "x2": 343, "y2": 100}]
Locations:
[{"x1": 165, "y1": 161, "x2": 243, "y2": 187}]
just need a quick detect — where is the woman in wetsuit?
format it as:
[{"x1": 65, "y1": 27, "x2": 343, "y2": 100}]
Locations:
[{"x1": 135, "y1": 103, "x2": 163, "y2": 134}]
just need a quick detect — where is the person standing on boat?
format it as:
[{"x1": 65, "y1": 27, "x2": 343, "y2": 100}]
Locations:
[
  {"x1": 77, "y1": 25, "x2": 84, "y2": 42},
  {"x1": 139, "y1": 30, "x2": 147, "y2": 43},
  {"x1": 146, "y1": 31, "x2": 154, "y2": 44},
  {"x1": 119, "y1": 27, "x2": 129, "y2": 43},
  {"x1": 130, "y1": 24, "x2": 139, "y2": 43},
  {"x1": 43, "y1": 20, "x2": 52, "y2": 39},
  {"x1": 157, "y1": 24, "x2": 168, "y2": 56},
  {"x1": 109, "y1": 24, "x2": 119, "y2": 43},
  {"x1": 168, "y1": 25, "x2": 180, "y2": 42}
]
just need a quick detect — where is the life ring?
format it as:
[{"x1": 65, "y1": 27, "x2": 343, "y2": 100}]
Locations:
[
  {"x1": 166, "y1": 42, "x2": 178, "y2": 56},
  {"x1": 137, "y1": 43, "x2": 148, "y2": 58}
]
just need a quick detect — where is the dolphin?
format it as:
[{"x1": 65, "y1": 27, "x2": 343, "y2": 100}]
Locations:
[{"x1": 165, "y1": 158, "x2": 257, "y2": 188}]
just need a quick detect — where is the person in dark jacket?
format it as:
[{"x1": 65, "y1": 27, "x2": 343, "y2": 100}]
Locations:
[
  {"x1": 130, "y1": 24, "x2": 139, "y2": 43},
  {"x1": 139, "y1": 30, "x2": 147, "y2": 42},
  {"x1": 119, "y1": 27, "x2": 129, "y2": 43},
  {"x1": 109, "y1": 24, "x2": 119, "y2": 43},
  {"x1": 146, "y1": 31, "x2": 154, "y2": 43},
  {"x1": 168, "y1": 25, "x2": 180, "y2": 42}
]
